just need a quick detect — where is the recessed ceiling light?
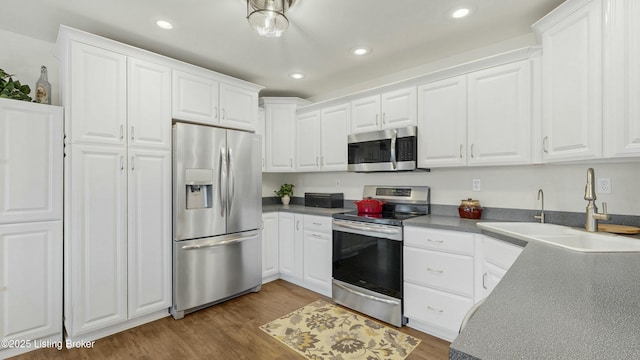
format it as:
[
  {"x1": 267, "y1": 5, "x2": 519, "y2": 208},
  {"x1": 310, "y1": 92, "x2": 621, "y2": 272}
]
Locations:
[
  {"x1": 289, "y1": 73, "x2": 305, "y2": 80},
  {"x1": 451, "y1": 8, "x2": 471, "y2": 19},
  {"x1": 351, "y1": 47, "x2": 371, "y2": 56},
  {"x1": 156, "y1": 20, "x2": 173, "y2": 30}
]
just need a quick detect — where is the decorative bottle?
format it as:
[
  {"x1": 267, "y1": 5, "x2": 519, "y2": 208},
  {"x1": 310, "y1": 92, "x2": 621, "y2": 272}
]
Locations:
[{"x1": 35, "y1": 65, "x2": 51, "y2": 104}]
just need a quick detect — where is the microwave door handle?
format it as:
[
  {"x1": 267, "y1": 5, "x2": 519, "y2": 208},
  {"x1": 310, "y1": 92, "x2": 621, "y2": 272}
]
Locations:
[{"x1": 390, "y1": 129, "x2": 397, "y2": 169}]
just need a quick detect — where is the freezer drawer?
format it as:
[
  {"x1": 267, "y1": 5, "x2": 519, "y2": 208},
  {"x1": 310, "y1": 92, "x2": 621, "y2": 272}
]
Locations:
[{"x1": 171, "y1": 230, "x2": 261, "y2": 318}]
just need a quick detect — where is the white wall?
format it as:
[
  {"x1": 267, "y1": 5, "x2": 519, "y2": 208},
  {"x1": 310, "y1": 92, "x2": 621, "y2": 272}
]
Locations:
[
  {"x1": 0, "y1": 29, "x2": 60, "y2": 105},
  {"x1": 264, "y1": 161, "x2": 640, "y2": 216}
]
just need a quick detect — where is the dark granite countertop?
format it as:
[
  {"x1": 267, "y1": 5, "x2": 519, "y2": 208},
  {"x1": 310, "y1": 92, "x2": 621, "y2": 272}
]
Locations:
[{"x1": 262, "y1": 204, "x2": 349, "y2": 217}]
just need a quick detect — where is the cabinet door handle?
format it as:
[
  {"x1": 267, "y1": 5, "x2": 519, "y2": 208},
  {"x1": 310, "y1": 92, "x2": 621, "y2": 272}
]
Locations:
[
  {"x1": 214, "y1": 106, "x2": 218, "y2": 119},
  {"x1": 543, "y1": 136, "x2": 549, "y2": 153},
  {"x1": 316, "y1": 156, "x2": 319, "y2": 166},
  {"x1": 120, "y1": 125, "x2": 124, "y2": 140},
  {"x1": 130, "y1": 126, "x2": 134, "y2": 141},
  {"x1": 296, "y1": 221, "x2": 300, "y2": 231},
  {"x1": 482, "y1": 272, "x2": 488, "y2": 289},
  {"x1": 311, "y1": 233, "x2": 322, "y2": 238},
  {"x1": 382, "y1": 112, "x2": 386, "y2": 125},
  {"x1": 120, "y1": 155, "x2": 124, "y2": 171},
  {"x1": 321, "y1": 156, "x2": 325, "y2": 166},
  {"x1": 427, "y1": 306, "x2": 444, "y2": 313},
  {"x1": 459, "y1": 144, "x2": 463, "y2": 158},
  {"x1": 470, "y1": 144, "x2": 475, "y2": 158},
  {"x1": 222, "y1": 108, "x2": 226, "y2": 120},
  {"x1": 427, "y1": 267, "x2": 443, "y2": 274},
  {"x1": 313, "y1": 222, "x2": 322, "y2": 226},
  {"x1": 427, "y1": 238, "x2": 444, "y2": 244},
  {"x1": 131, "y1": 156, "x2": 135, "y2": 171},
  {"x1": 290, "y1": 158, "x2": 293, "y2": 168},
  {"x1": 375, "y1": 114, "x2": 379, "y2": 125}
]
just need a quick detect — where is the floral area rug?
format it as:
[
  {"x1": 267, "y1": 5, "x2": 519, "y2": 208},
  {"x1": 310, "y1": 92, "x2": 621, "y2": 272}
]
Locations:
[{"x1": 259, "y1": 300, "x2": 421, "y2": 360}]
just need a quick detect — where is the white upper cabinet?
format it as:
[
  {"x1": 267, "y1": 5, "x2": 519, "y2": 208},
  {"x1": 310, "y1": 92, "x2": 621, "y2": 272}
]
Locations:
[
  {"x1": 418, "y1": 60, "x2": 531, "y2": 168},
  {"x1": 219, "y1": 83, "x2": 259, "y2": 131},
  {"x1": 295, "y1": 103, "x2": 350, "y2": 172},
  {"x1": 295, "y1": 110, "x2": 321, "y2": 171},
  {"x1": 0, "y1": 100, "x2": 63, "y2": 224},
  {"x1": 535, "y1": 0, "x2": 603, "y2": 162},
  {"x1": 69, "y1": 42, "x2": 127, "y2": 146},
  {"x1": 350, "y1": 86, "x2": 416, "y2": 134},
  {"x1": 127, "y1": 58, "x2": 172, "y2": 150},
  {"x1": 172, "y1": 69, "x2": 220, "y2": 125},
  {"x1": 320, "y1": 103, "x2": 350, "y2": 171},
  {"x1": 603, "y1": 0, "x2": 640, "y2": 157},
  {"x1": 265, "y1": 103, "x2": 297, "y2": 172},
  {"x1": 417, "y1": 76, "x2": 467, "y2": 168},
  {"x1": 173, "y1": 69, "x2": 260, "y2": 131},
  {"x1": 467, "y1": 60, "x2": 531, "y2": 166}
]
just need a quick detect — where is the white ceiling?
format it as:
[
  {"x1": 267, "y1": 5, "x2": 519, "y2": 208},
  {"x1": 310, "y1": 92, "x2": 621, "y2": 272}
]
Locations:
[{"x1": 1, "y1": 0, "x2": 563, "y2": 99}]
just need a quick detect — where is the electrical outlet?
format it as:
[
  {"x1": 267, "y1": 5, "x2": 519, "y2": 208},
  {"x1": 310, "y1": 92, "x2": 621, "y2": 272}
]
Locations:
[
  {"x1": 336, "y1": 179, "x2": 341, "y2": 188},
  {"x1": 472, "y1": 179, "x2": 481, "y2": 192},
  {"x1": 597, "y1": 177, "x2": 611, "y2": 194}
]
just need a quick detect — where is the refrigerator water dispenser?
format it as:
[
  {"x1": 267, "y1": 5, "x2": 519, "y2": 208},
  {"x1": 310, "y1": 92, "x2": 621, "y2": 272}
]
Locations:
[{"x1": 185, "y1": 168, "x2": 214, "y2": 209}]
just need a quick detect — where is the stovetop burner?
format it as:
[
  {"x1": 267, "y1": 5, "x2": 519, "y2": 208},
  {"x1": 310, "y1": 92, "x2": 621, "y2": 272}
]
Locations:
[
  {"x1": 333, "y1": 210, "x2": 423, "y2": 226},
  {"x1": 332, "y1": 185, "x2": 430, "y2": 226}
]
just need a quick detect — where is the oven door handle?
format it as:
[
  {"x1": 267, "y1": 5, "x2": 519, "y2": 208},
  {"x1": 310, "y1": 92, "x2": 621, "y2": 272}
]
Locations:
[
  {"x1": 333, "y1": 281, "x2": 401, "y2": 306},
  {"x1": 390, "y1": 128, "x2": 397, "y2": 170},
  {"x1": 333, "y1": 221, "x2": 401, "y2": 236}
]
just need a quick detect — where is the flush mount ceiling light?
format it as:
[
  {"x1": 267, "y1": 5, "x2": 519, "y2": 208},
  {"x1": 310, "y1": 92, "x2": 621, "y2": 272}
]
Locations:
[
  {"x1": 156, "y1": 20, "x2": 173, "y2": 30},
  {"x1": 451, "y1": 7, "x2": 471, "y2": 19},
  {"x1": 351, "y1": 47, "x2": 371, "y2": 56},
  {"x1": 247, "y1": 0, "x2": 294, "y2": 38},
  {"x1": 289, "y1": 73, "x2": 305, "y2": 80}
]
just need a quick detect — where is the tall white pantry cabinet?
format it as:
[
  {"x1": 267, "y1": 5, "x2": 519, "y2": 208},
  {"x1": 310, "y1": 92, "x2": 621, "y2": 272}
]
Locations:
[
  {"x1": 0, "y1": 98, "x2": 63, "y2": 358},
  {"x1": 57, "y1": 27, "x2": 172, "y2": 341}
]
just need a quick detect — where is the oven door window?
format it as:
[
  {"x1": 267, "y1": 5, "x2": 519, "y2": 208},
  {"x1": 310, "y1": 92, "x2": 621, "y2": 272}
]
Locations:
[{"x1": 332, "y1": 230, "x2": 402, "y2": 298}]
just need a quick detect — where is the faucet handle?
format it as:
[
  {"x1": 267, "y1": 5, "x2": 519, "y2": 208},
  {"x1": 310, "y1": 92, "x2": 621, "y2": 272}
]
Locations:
[{"x1": 600, "y1": 202, "x2": 612, "y2": 220}]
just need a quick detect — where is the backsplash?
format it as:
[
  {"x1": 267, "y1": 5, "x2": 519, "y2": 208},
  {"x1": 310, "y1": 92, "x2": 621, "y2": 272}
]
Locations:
[{"x1": 263, "y1": 161, "x2": 640, "y2": 217}]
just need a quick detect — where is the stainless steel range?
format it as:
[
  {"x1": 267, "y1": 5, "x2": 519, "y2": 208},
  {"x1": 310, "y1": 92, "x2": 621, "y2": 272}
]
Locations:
[{"x1": 332, "y1": 185, "x2": 430, "y2": 327}]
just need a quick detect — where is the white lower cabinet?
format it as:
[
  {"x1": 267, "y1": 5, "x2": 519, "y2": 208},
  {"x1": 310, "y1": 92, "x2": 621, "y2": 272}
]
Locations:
[
  {"x1": 0, "y1": 222, "x2": 62, "y2": 359},
  {"x1": 278, "y1": 212, "x2": 304, "y2": 283},
  {"x1": 268, "y1": 212, "x2": 332, "y2": 297},
  {"x1": 403, "y1": 226, "x2": 476, "y2": 341},
  {"x1": 65, "y1": 145, "x2": 171, "y2": 340},
  {"x1": 302, "y1": 215, "x2": 332, "y2": 296},
  {"x1": 261, "y1": 212, "x2": 279, "y2": 282},
  {"x1": 478, "y1": 235, "x2": 523, "y2": 299}
]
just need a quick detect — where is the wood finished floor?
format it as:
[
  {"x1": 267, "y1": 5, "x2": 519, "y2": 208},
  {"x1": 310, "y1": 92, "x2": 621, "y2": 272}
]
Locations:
[{"x1": 12, "y1": 280, "x2": 450, "y2": 360}]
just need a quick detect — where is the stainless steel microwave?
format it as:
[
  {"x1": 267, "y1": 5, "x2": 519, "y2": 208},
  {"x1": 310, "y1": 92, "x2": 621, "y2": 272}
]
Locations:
[{"x1": 347, "y1": 126, "x2": 424, "y2": 172}]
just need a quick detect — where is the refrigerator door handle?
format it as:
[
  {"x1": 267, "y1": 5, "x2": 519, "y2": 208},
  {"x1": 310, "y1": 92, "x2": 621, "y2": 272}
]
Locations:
[
  {"x1": 180, "y1": 232, "x2": 258, "y2": 250},
  {"x1": 219, "y1": 146, "x2": 227, "y2": 218},
  {"x1": 227, "y1": 148, "x2": 235, "y2": 216}
]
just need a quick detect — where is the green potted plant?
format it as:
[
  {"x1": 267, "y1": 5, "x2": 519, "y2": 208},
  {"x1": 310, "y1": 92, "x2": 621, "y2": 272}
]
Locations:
[
  {"x1": 275, "y1": 183, "x2": 294, "y2": 205},
  {"x1": 0, "y1": 68, "x2": 32, "y2": 102}
]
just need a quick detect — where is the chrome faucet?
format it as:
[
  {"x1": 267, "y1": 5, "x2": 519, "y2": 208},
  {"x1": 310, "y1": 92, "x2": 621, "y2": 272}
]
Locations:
[
  {"x1": 534, "y1": 189, "x2": 545, "y2": 223},
  {"x1": 584, "y1": 168, "x2": 610, "y2": 232}
]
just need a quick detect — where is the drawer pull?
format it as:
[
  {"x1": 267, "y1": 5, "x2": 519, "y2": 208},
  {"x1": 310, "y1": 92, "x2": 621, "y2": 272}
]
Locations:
[
  {"x1": 482, "y1": 272, "x2": 488, "y2": 289},
  {"x1": 311, "y1": 234, "x2": 322, "y2": 238},
  {"x1": 312, "y1": 222, "x2": 322, "y2": 226},
  {"x1": 427, "y1": 238, "x2": 444, "y2": 243},
  {"x1": 427, "y1": 306, "x2": 444, "y2": 313},
  {"x1": 427, "y1": 267, "x2": 443, "y2": 274}
]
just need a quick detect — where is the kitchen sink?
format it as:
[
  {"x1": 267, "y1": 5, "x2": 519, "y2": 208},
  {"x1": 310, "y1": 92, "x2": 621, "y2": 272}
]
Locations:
[{"x1": 477, "y1": 222, "x2": 640, "y2": 253}]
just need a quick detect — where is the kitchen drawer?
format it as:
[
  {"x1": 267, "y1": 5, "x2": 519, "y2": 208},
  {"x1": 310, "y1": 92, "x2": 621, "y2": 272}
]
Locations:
[
  {"x1": 304, "y1": 215, "x2": 332, "y2": 233},
  {"x1": 404, "y1": 226, "x2": 474, "y2": 255},
  {"x1": 404, "y1": 282, "x2": 473, "y2": 335},
  {"x1": 404, "y1": 247, "x2": 474, "y2": 297},
  {"x1": 483, "y1": 235, "x2": 523, "y2": 270}
]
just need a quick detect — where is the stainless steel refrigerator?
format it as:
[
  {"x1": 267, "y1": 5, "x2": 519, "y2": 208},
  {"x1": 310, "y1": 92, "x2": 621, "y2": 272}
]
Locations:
[{"x1": 171, "y1": 122, "x2": 262, "y2": 319}]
